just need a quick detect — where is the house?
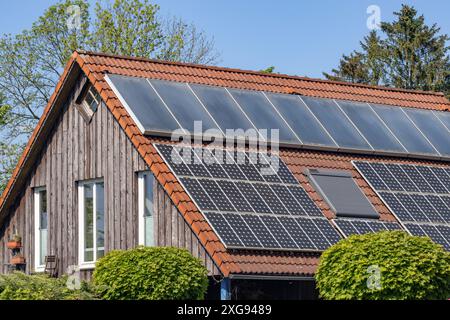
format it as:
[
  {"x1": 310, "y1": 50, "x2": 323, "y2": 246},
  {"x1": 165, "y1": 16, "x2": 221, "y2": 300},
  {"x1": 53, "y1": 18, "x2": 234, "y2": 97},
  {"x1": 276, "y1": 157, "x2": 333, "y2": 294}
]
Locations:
[{"x1": 1, "y1": 51, "x2": 450, "y2": 300}]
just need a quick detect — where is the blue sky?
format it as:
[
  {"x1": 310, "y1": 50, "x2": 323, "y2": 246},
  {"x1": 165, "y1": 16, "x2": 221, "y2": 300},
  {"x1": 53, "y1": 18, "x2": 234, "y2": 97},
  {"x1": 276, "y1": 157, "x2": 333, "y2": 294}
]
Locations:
[{"x1": 0, "y1": 0, "x2": 449, "y2": 78}]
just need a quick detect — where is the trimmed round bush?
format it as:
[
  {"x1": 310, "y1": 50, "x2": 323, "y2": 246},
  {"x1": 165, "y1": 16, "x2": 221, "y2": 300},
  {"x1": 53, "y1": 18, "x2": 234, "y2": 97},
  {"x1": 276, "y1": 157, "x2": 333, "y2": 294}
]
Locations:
[
  {"x1": 92, "y1": 246, "x2": 208, "y2": 300},
  {"x1": 315, "y1": 231, "x2": 450, "y2": 300}
]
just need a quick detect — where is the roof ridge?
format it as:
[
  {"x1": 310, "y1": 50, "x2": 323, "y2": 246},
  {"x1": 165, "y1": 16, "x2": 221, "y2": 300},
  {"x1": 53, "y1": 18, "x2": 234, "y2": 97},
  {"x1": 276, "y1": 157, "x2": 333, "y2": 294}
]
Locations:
[{"x1": 76, "y1": 50, "x2": 447, "y2": 98}]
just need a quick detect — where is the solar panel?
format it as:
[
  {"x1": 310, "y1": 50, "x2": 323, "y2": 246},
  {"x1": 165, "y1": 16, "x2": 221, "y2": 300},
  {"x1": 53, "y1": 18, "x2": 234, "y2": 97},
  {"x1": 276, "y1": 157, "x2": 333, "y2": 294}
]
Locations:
[
  {"x1": 406, "y1": 223, "x2": 450, "y2": 251},
  {"x1": 180, "y1": 177, "x2": 217, "y2": 211},
  {"x1": 189, "y1": 84, "x2": 256, "y2": 137},
  {"x1": 302, "y1": 96, "x2": 372, "y2": 150},
  {"x1": 338, "y1": 100, "x2": 405, "y2": 152},
  {"x1": 260, "y1": 215, "x2": 298, "y2": 249},
  {"x1": 216, "y1": 180, "x2": 253, "y2": 213},
  {"x1": 236, "y1": 181, "x2": 272, "y2": 214},
  {"x1": 222, "y1": 213, "x2": 261, "y2": 248},
  {"x1": 197, "y1": 179, "x2": 235, "y2": 212},
  {"x1": 155, "y1": 143, "x2": 342, "y2": 251},
  {"x1": 106, "y1": 74, "x2": 180, "y2": 134},
  {"x1": 241, "y1": 214, "x2": 280, "y2": 248},
  {"x1": 405, "y1": 108, "x2": 450, "y2": 156},
  {"x1": 266, "y1": 93, "x2": 337, "y2": 147},
  {"x1": 108, "y1": 74, "x2": 450, "y2": 161},
  {"x1": 288, "y1": 186, "x2": 324, "y2": 216},
  {"x1": 278, "y1": 216, "x2": 315, "y2": 249},
  {"x1": 369, "y1": 163, "x2": 403, "y2": 191},
  {"x1": 415, "y1": 166, "x2": 447, "y2": 194},
  {"x1": 228, "y1": 88, "x2": 301, "y2": 144},
  {"x1": 253, "y1": 183, "x2": 288, "y2": 215},
  {"x1": 269, "y1": 184, "x2": 305, "y2": 215},
  {"x1": 371, "y1": 104, "x2": 437, "y2": 155},
  {"x1": 204, "y1": 212, "x2": 243, "y2": 247},
  {"x1": 401, "y1": 165, "x2": 434, "y2": 193},
  {"x1": 149, "y1": 79, "x2": 220, "y2": 133},
  {"x1": 333, "y1": 218, "x2": 401, "y2": 237},
  {"x1": 354, "y1": 161, "x2": 450, "y2": 250}
]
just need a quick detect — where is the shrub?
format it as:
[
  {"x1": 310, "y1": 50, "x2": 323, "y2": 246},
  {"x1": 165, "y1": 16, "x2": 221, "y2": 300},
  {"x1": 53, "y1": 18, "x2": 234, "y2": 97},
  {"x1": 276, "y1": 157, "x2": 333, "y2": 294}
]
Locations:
[
  {"x1": 315, "y1": 231, "x2": 450, "y2": 300},
  {"x1": 93, "y1": 246, "x2": 208, "y2": 300},
  {"x1": 0, "y1": 272, "x2": 96, "y2": 300}
]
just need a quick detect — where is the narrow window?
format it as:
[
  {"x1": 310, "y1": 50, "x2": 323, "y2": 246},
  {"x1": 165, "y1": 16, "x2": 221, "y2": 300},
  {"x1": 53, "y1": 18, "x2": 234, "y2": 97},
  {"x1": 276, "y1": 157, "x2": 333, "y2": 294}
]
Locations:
[
  {"x1": 138, "y1": 172, "x2": 154, "y2": 246},
  {"x1": 34, "y1": 187, "x2": 47, "y2": 272},
  {"x1": 78, "y1": 180, "x2": 104, "y2": 268}
]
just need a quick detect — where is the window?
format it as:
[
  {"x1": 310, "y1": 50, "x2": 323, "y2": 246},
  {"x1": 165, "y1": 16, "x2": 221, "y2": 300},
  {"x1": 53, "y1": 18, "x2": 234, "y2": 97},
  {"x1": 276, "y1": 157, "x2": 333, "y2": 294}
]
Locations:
[
  {"x1": 307, "y1": 169, "x2": 380, "y2": 219},
  {"x1": 78, "y1": 86, "x2": 101, "y2": 122},
  {"x1": 78, "y1": 180, "x2": 104, "y2": 268},
  {"x1": 138, "y1": 172, "x2": 154, "y2": 246},
  {"x1": 34, "y1": 187, "x2": 48, "y2": 272}
]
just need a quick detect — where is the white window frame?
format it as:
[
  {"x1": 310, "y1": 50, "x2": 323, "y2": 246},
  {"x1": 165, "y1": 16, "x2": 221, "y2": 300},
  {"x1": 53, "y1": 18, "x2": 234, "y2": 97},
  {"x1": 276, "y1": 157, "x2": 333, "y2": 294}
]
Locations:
[
  {"x1": 78, "y1": 179, "x2": 104, "y2": 269},
  {"x1": 34, "y1": 187, "x2": 47, "y2": 272},
  {"x1": 138, "y1": 171, "x2": 154, "y2": 246}
]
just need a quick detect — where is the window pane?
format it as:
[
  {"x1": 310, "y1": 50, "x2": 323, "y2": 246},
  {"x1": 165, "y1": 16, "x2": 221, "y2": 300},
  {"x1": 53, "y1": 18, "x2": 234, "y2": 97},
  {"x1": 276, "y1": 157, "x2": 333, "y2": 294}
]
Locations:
[
  {"x1": 39, "y1": 190, "x2": 47, "y2": 229},
  {"x1": 40, "y1": 229, "x2": 47, "y2": 265},
  {"x1": 145, "y1": 216, "x2": 154, "y2": 247},
  {"x1": 84, "y1": 184, "x2": 94, "y2": 262},
  {"x1": 144, "y1": 174, "x2": 153, "y2": 217},
  {"x1": 143, "y1": 173, "x2": 154, "y2": 246},
  {"x1": 96, "y1": 183, "x2": 105, "y2": 259}
]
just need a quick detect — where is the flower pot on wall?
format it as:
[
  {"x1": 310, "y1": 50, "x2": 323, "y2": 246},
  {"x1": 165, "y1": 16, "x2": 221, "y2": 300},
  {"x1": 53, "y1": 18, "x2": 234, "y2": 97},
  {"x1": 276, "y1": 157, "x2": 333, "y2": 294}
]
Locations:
[
  {"x1": 10, "y1": 255, "x2": 26, "y2": 265},
  {"x1": 7, "y1": 241, "x2": 22, "y2": 249}
]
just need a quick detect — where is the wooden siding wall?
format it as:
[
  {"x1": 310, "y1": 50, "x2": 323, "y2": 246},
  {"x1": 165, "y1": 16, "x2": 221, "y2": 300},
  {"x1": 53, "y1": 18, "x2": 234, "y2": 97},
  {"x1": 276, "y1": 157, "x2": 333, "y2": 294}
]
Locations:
[
  {"x1": 154, "y1": 182, "x2": 221, "y2": 276},
  {"x1": 0, "y1": 74, "x2": 220, "y2": 278}
]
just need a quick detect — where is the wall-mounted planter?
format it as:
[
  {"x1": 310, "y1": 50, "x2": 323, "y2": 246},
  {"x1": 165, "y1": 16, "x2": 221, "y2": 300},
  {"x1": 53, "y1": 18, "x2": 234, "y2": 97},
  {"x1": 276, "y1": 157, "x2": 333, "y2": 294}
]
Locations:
[
  {"x1": 10, "y1": 255, "x2": 26, "y2": 265},
  {"x1": 7, "y1": 241, "x2": 22, "y2": 249}
]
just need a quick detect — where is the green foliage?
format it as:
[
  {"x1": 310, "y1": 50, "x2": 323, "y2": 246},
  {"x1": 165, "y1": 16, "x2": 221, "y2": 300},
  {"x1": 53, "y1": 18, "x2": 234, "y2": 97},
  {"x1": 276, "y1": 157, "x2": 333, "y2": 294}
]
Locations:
[
  {"x1": 324, "y1": 5, "x2": 449, "y2": 96},
  {"x1": 93, "y1": 246, "x2": 208, "y2": 300},
  {"x1": 0, "y1": 142, "x2": 23, "y2": 195},
  {"x1": 260, "y1": 66, "x2": 276, "y2": 74},
  {"x1": 315, "y1": 231, "x2": 450, "y2": 300},
  {"x1": 0, "y1": 272, "x2": 96, "y2": 300},
  {"x1": 0, "y1": 0, "x2": 218, "y2": 192}
]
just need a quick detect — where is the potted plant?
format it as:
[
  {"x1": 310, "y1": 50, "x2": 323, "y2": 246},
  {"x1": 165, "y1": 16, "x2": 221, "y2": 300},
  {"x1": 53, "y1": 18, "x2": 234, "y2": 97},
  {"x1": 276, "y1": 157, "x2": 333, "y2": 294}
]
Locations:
[
  {"x1": 10, "y1": 254, "x2": 26, "y2": 265},
  {"x1": 6, "y1": 234, "x2": 22, "y2": 249}
]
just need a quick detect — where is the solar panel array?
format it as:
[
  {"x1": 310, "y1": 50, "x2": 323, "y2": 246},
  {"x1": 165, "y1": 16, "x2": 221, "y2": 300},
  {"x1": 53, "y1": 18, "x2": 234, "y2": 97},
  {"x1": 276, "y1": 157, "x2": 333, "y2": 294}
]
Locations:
[
  {"x1": 154, "y1": 144, "x2": 342, "y2": 251},
  {"x1": 107, "y1": 74, "x2": 450, "y2": 160},
  {"x1": 354, "y1": 161, "x2": 450, "y2": 250},
  {"x1": 333, "y1": 218, "x2": 401, "y2": 237}
]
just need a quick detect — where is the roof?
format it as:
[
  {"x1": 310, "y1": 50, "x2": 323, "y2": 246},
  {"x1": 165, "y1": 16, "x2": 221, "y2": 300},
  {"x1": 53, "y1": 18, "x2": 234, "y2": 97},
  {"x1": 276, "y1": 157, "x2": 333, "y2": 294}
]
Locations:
[{"x1": 2, "y1": 51, "x2": 450, "y2": 277}]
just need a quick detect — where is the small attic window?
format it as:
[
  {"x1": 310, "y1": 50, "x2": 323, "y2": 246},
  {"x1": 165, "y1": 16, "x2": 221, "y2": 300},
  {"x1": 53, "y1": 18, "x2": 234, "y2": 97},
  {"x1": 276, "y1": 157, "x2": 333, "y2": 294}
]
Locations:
[
  {"x1": 77, "y1": 86, "x2": 100, "y2": 122},
  {"x1": 307, "y1": 169, "x2": 380, "y2": 219}
]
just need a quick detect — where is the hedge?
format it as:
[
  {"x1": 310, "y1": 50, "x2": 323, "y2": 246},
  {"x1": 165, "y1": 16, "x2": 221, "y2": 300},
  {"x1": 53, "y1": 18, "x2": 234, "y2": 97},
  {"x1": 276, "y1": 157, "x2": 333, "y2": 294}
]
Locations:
[
  {"x1": 315, "y1": 231, "x2": 450, "y2": 300},
  {"x1": 0, "y1": 272, "x2": 95, "y2": 300},
  {"x1": 92, "y1": 246, "x2": 208, "y2": 300}
]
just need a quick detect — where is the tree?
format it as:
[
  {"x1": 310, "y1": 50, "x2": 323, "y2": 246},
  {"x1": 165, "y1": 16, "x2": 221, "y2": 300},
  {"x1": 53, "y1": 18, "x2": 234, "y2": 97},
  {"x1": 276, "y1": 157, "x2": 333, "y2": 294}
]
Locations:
[
  {"x1": 315, "y1": 231, "x2": 450, "y2": 300},
  {"x1": 382, "y1": 5, "x2": 449, "y2": 91},
  {"x1": 0, "y1": 0, "x2": 219, "y2": 195},
  {"x1": 323, "y1": 51, "x2": 369, "y2": 84},
  {"x1": 260, "y1": 66, "x2": 276, "y2": 74},
  {"x1": 324, "y1": 5, "x2": 449, "y2": 95}
]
